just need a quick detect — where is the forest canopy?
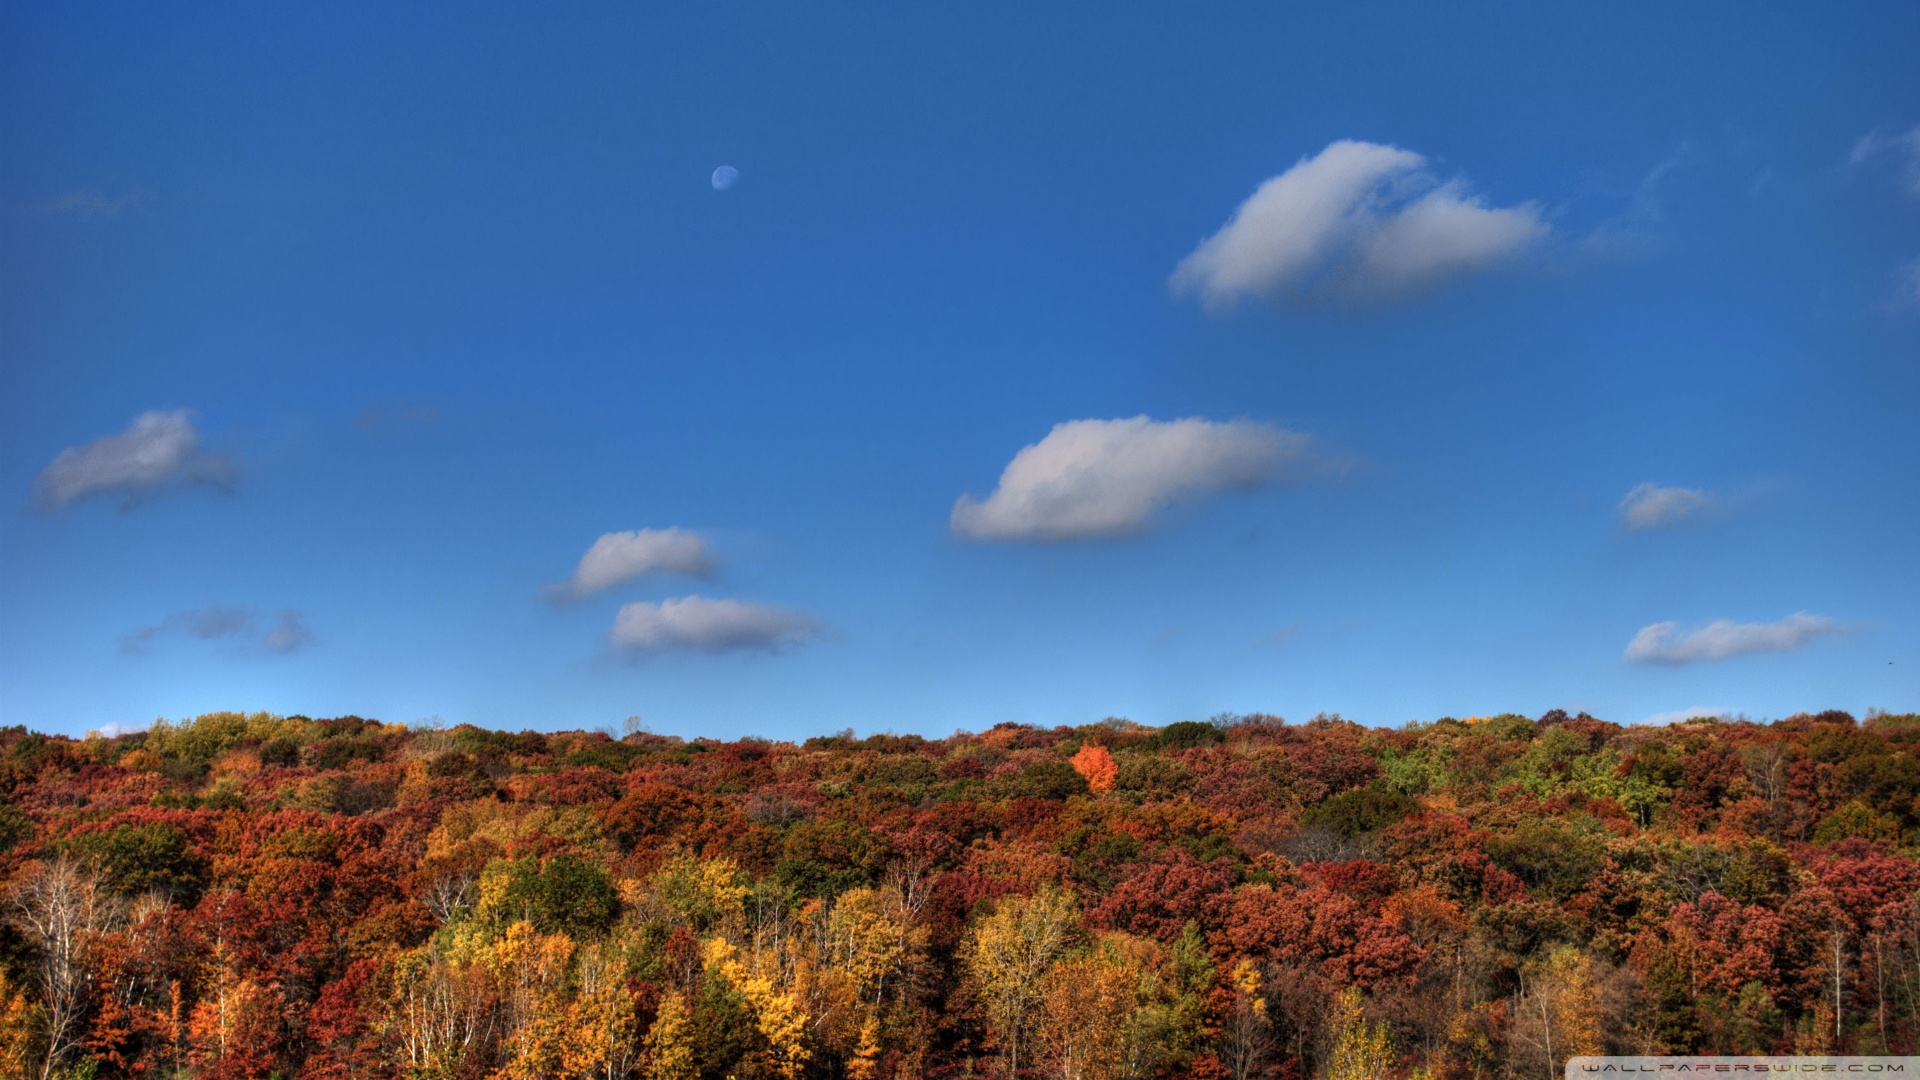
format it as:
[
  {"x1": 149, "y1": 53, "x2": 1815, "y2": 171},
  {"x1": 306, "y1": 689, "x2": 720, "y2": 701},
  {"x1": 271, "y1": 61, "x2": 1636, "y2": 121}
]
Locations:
[{"x1": 3, "y1": 707, "x2": 1920, "y2": 1079}]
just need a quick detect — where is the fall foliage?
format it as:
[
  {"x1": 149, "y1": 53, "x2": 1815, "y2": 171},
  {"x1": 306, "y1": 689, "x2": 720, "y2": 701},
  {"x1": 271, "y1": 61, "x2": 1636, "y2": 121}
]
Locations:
[
  {"x1": 1069, "y1": 745, "x2": 1117, "y2": 796},
  {"x1": 3, "y1": 707, "x2": 1920, "y2": 1077}
]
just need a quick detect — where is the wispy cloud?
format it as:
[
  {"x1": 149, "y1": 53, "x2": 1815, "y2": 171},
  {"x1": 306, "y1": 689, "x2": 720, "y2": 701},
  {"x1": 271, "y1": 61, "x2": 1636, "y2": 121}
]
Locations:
[
  {"x1": 261, "y1": 610, "x2": 315, "y2": 654},
  {"x1": 1619, "y1": 482, "x2": 1717, "y2": 531},
  {"x1": 1170, "y1": 140, "x2": 1546, "y2": 310},
  {"x1": 355, "y1": 405, "x2": 440, "y2": 432},
  {"x1": 123, "y1": 606, "x2": 315, "y2": 656},
  {"x1": 34, "y1": 410, "x2": 237, "y2": 511},
  {"x1": 1624, "y1": 613, "x2": 1841, "y2": 665},
  {"x1": 1850, "y1": 125, "x2": 1920, "y2": 195},
  {"x1": 180, "y1": 605, "x2": 254, "y2": 640},
  {"x1": 951, "y1": 416, "x2": 1332, "y2": 542},
  {"x1": 1897, "y1": 258, "x2": 1920, "y2": 309},
  {"x1": 48, "y1": 189, "x2": 140, "y2": 219},
  {"x1": 609, "y1": 596, "x2": 820, "y2": 655},
  {"x1": 119, "y1": 626, "x2": 165, "y2": 653},
  {"x1": 547, "y1": 528, "x2": 717, "y2": 602},
  {"x1": 1850, "y1": 127, "x2": 1920, "y2": 311},
  {"x1": 1257, "y1": 624, "x2": 1300, "y2": 649},
  {"x1": 1582, "y1": 143, "x2": 1695, "y2": 257}
]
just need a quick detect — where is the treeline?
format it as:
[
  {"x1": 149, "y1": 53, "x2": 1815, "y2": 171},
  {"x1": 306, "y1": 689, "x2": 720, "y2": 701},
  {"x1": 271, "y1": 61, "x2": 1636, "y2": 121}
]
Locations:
[{"x1": 3, "y1": 707, "x2": 1920, "y2": 1078}]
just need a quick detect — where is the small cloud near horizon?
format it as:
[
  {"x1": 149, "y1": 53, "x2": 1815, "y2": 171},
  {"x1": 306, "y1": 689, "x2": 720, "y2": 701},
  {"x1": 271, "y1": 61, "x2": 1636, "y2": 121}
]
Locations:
[
  {"x1": 547, "y1": 528, "x2": 717, "y2": 602},
  {"x1": 609, "y1": 595, "x2": 821, "y2": 655},
  {"x1": 1624, "y1": 613, "x2": 1841, "y2": 665},
  {"x1": 1644, "y1": 705, "x2": 1732, "y2": 726},
  {"x1": 35, "y1": 410, "x2": 237, "y2": 511},
  {"x1": 1619, "y1": 482, "x2": 1717, "y2": 531},
  {"x1": 1170, "y1": 139, "x2": 1547, "y2": 311},
  {"x1": 123, "y1": 605, "x2": 316, "y2": 656},
  {"x1": 952, "y1": 416, "x2": 1335, "y2": 542}
]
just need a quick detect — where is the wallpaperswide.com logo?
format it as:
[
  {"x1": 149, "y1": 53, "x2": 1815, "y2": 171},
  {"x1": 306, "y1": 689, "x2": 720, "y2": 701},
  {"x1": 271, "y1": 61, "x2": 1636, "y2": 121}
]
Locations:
[{"x1": 1569, "y1": 1059, "x2": 1920, "y2": 1076}]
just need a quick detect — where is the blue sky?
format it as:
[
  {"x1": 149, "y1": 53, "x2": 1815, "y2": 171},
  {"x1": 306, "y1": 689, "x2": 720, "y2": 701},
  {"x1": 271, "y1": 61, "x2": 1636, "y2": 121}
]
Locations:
[{"x1": 3, "y1": 1, "x2": 1917, "y2": 739}]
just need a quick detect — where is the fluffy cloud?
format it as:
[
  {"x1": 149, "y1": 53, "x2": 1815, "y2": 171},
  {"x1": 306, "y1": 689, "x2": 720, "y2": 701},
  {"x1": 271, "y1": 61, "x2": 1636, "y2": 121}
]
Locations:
[
  {"x1": 951, "y1": 416, "x2": 1323, "y2": 542},
  {"x1": 1624, "y1": 613, "x2": 1840, "y2": 665},
  {"x1": 547, "y1": 528, "x2": 716, "y2": 602},
  {"x1": 1170, "y1": 140, "x2": 1546, "y2": 310},
  {"x1": 122, "y1": 605, "x2": 315, "y2": 656},
  {"x1": 1851, "y1": 126, "x2": 1920, "y2": 195},
  {"x1": 34, "y1": 410, "x2": 236, "y2": 510},
  {"x1": 610, "y1": 596, "x2": 821, "y2": 655},
  {"x1": 1618, "y1": 482, "x2": 1716, "y2": 531}
]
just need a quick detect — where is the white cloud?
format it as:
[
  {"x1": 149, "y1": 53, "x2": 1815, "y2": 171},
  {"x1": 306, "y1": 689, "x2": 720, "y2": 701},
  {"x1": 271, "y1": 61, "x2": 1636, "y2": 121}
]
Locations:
[
  {"x1": 548, "y1": 528, "x2": 716, "y2": 601},
  {"x1": 1170, "y1": 139, "x2": 1546, "y2": 310},
  {"x1": 1624, "y1": 613, "x2": 1841, "y2": 665},
  {"x1": 1851, "y1": 126, "x2": 1920, "y2": 195},
  {"x1": 34, "y1": 410, "x2": 236, "y2": 510},
  {"x1": 1643, "y1": 706, "x2": 1731, "y2": 726},
  {"x1": 950, "y1": 416, "x2": 1324, "y2": 542},
  {"x1": 610, "y1": 596, "x2": 821, "y2": 655},
  {"x1": 85, "y1": 720, "x2": 151, "y2": 739},
  {"x1": 1618, "y1": 482, "x2": 1716, "y2": 531}
]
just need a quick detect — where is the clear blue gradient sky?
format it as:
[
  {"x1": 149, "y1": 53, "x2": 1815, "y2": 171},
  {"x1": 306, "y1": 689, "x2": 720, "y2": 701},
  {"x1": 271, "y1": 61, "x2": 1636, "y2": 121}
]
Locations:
[{"x1": 3, "y1": 1, "x2": 1917, "y2": 738}]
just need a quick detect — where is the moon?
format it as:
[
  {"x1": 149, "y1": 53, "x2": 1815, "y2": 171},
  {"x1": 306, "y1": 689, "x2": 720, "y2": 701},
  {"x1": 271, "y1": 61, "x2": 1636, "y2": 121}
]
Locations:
[{"x1": 711, "y1": 165, "x2": 739, "y2": 191}]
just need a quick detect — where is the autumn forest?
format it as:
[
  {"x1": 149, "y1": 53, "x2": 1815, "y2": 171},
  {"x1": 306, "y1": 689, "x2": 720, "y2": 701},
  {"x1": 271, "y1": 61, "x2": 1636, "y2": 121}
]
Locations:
[{"x1": 5, "y1": 708, "x2": 1920, "y2": 1079}]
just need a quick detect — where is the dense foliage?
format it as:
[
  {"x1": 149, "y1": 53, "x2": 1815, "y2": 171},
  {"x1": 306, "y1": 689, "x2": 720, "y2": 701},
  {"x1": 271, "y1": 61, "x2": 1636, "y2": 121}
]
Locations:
[{"x1": 4, "y1": 707, "x2": 1920, "y2": 1078}]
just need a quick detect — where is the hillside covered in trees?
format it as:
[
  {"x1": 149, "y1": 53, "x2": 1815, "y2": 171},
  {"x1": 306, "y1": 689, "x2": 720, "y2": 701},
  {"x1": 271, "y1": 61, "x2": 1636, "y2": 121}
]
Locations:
[{"x1": 4, "y1": 708, "x2": 1920, "y2": 1079}]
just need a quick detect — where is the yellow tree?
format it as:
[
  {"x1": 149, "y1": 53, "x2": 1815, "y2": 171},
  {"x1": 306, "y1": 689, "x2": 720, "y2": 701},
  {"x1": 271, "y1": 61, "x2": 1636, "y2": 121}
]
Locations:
[
  {"x1": 1510, "y1": 945, "x2": 1604, "y2": 1080},
  {"x1": 962, "y1": 886, "x2": 1079, "y2": 1078},
  {"x1": 1218, "y1": 959, "x2": 1273, "y2": 1080},
  {"x1": 650, "y1": 855, "x2": 749, "y2": 934},
  {"x1": 1323, "y1": 987, "x2": 1395, "y2": 1080},
  {"x1": 643, "y1": 991, "x2": 698, "y2": 1080},
  {"x1": 809, "y1": 883, "x2": 926, "y2": 1075},
  {"x1": 706, "y1": 936, "x2": 811, "y2": 1080},
  {"x1": 1036, "y1": 949, "x2": 1134, "y2": 1080},
  {"x1": 0, "y1": 968, "x2": 42, "y2": 1080},
  {"x1": 386, "y1": 926, "x2": 500, "y2": 1079},
  {"x1": 485, "y1": 920, "x2": 576, "y2": 1080},
  {"x1": 564, "y1": 934, "x2": 641, "y2": 1080}
]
